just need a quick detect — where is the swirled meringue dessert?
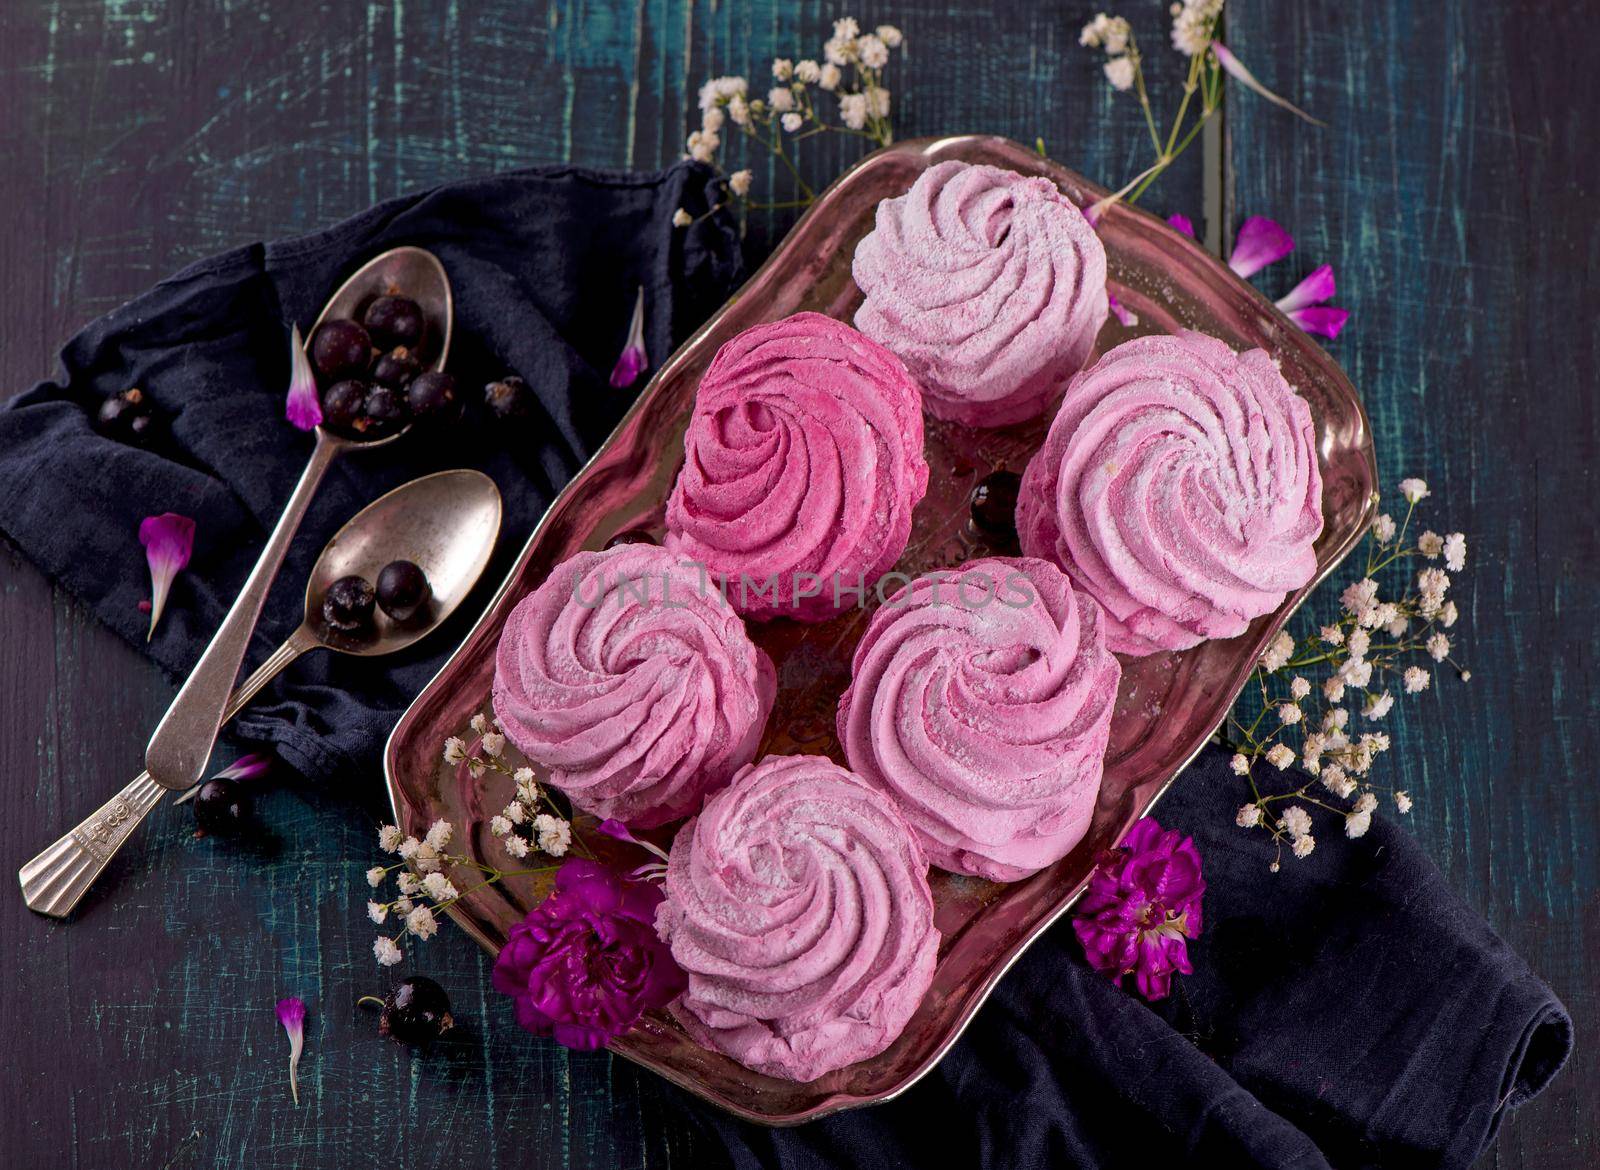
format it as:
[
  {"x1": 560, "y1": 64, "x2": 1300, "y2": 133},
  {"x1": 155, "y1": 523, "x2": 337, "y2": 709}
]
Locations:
[
  {"x1": 852, "y1": 160, "x2": 1109, "y2": 427},
  {"x1": 838, "y1": 556, "x2": 1120, "y2": 880},
  {"x1": 663, "y1": 312, "x2": 929, "y2": 622},
  {"x1": 491, "y1": 543, "x2": 776, "y2": 828},
  {"x1": 1017, "y1": 331, "x2": 1323, "y2": 656},
  {"x1": 656, "y1": 754, "x2": 939, "y2": 1082}
]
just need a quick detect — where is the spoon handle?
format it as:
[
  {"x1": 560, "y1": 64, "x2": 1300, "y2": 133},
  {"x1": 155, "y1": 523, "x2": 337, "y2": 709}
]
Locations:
[
  {"x1": 144, "y1": 432, "x2": 340, "y2": 791},
  {"x1": 18, "y1": 626, "x2": 318, "y2": 918}
]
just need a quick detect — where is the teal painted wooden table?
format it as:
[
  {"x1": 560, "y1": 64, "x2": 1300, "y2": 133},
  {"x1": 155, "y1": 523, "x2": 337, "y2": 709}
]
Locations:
[{"x1": 1, "y1": 3, "x2": 1593, "y2": 1167}]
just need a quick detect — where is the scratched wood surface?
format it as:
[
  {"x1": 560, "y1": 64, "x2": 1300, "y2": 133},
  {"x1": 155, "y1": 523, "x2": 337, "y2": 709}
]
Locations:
[{"x1": 0, "y1": 2, "x2": 1591, "y2": 1168}]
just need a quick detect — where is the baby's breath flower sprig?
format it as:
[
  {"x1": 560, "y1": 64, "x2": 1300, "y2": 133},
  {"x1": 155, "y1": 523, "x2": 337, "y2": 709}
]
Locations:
[
  {"x1": 1079, "y1": 2, "x2": 1321, "y2": 220},
  {"x1": 675, "y1": 18, "x2": 905, "y2": 227},
  {"x1": 365, "y1": 817, "x2": 563, "y2": 966},
  {"x1": 1225, "y1": 476, "x2": 1468, "y2": 871}
]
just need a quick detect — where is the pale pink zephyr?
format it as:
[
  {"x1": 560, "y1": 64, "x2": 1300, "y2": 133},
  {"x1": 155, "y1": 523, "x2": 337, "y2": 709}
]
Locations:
[
  {"x1": 852, "y1": 160, "x2": 1108, "y2": 427},
  {"x1": 656, "y1": 754, "x2": 938, "y2": 1082},
  {"x1": 838, "y1": 556, "x2": 1121, "y2": 881},
  {"x1": 663, "y1": 312, "x2": 928, "y2": 622},
  {"x1": 492, "y1": 543, "x2": 776, "y2": 828},
  {"x1": 1017, "y1": 332, "x2": 1323, "y2": 656}
]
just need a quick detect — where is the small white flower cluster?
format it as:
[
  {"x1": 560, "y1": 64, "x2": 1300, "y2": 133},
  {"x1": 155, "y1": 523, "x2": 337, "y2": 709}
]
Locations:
[
  {"x1": 489, "y1": 765, "x2": 572, "y2": 861},
  {"x1": 674, "y1": 17, "x2": 904, "y2": 225},
  {"x1": 1079, "y1": 13, "x2": 1138, "y2": 91},
  {"x1": 367, "y1": 818, "x2": 460, "y2": 966},
  {"x1": 1169, "y1": 0, "x2": 1224, "y2": 58},
  {"x1": 1231, "y1": 477, "x2": 1463, "y2": 868}
]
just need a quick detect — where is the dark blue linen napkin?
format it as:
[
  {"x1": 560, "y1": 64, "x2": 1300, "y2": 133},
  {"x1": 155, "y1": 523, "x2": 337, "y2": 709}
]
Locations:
[
  {"x1": 0, "y1": 164, "x2": 1570, "y2": 1170},
  {"x1": 0, "y1": 160, "x2": 739, "y2": 783}
]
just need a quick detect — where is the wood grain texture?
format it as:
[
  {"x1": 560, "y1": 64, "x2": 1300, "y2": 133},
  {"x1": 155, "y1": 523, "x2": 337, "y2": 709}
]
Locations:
[{"x1": 0, "y1": 1, "x2": 1589, "y2": 1167}]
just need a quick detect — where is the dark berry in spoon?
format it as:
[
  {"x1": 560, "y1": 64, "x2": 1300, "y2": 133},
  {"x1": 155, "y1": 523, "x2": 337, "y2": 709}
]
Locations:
[
  {"x1": 363, "y1": 295, "x2": 426, "y2": 351},
  {"x1": 970, "y1": 470, "x2": 1022, "y2": 536},
  {"x1": 605, "y1": 529, "x2": 658, "y2": 549},
  {"x1": 379, "y1": 976, "x2": 455, "y2": 1044},
  {"x1": 372, "y1": 346, "x2": 422, "y2": 389},
  {"x1": 96, "y1": 388, "x2": 157, "y2": 445},
  {"x1": 192, "y1": 777, "x2": 252, "y2": 836},
  {"x1": 406, "y1": 371, "x2": 461, "y2": 424},
  {"x1": 323, "y1": 574, "x2": 376, "y2": 631},
  {"x1": 361, "y1": 384, "x2": 409, "y2": 435},
  {"x1": 376, "y1": 560, "x2": 429, "y2": 622},
  {"x1": 484, "y1": 376, "x2": 533, "y2": 421},
  {"x1": 310, "y1": 319, "x2": 373, "y2": 383},
  {"x1": 321, "y1": 379, "x2": 367, "y2": 433}
]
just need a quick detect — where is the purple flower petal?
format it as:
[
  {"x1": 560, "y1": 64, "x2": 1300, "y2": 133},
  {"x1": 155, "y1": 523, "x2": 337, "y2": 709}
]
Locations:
[
  {"x1": 1107, "y1": 293, "x2": 1139, "y2": 328},
  {"x1": 609, "y1": 287, "x2": 648, "y2": 389},
  {"x1": 596, "y1": 817, "x2": 670, "y2": 862},
  {"x1": 1228, "y1": 215, "x2": 1295, "y2": 278},
  {"x1": 217, "y1": 752, "x2": 272, "y2": 782},
  {"x1": 284, "y1": 325, "x2": 322, "y2": 431},
  {"x1": 1166, "y1": 213, "x2": 1196, "y2": 238},
  {"x1": 490, "y1": 857, "x2": 685, "y2": 1049},
  {"x1": 1285, "y1": 305, "x2": 1350, "y2": 339},
  {"x1": 1212, "y1": 42, "x2": 1326, "y2": 127},
  {"x1": 275, "y1": 997, "x2": 306, "y2": 1106},
  {"x1": 1071, "y1": 816, "x2": 1204, "y2": 1002},
  {"x1": 139, "y1": 512, "x2": 195, "y2": 641},
  {"x1": 1275, "y1": 263, "x2": 1337, "y2": 313}
]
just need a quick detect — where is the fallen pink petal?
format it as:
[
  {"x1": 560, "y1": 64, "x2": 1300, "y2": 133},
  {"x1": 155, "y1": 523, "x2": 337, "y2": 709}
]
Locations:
[
  {"x1": 283, "y1": 324, "x2": 322, "y2": 431},
  {"x1": 1211, "y1": 42, "x2": 1326, "y2": 127},
  {"x1": 275, "y1": 997, "x2": 306, "y2": 1106},
  {"x1": 1107, "y1": 292, "x2": 1139, "y2": 328},
  {"x1": 139, "y1": 512, "x2": 196, "y2": 641},
  {"x1": 609, "y1": 287, "x2": 648, "y2": 389},
  {"x1": 1167, "y1": 213, "x2": 1196, "y2": 238},
  {"x1": 1284, "y1": 305, "x2": 1351, "y2": 339},
  {"x1": 1229, "y1": 215, "x2": 1295, "y2": 278},
  {"x1": 1276, "y1": 263, "x2": 1338, "y2": 313},
  {"x1": 217, "y1": 752, "x2": 272, "y2": 782}
]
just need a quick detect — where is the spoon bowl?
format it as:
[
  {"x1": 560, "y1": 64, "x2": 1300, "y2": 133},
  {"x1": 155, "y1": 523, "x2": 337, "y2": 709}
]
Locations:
[
  {"x1": 307, "y1": 469, "x2": 502, "y2": 654},
  {"x1": 311, "y1": 245, "x2": 455, "y2": 450}
]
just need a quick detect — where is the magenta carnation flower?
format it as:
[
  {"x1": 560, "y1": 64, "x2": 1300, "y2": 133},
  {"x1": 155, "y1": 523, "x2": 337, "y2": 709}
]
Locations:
[
  {"x1": 491, "y1": 858, "x2": 685, "y2": 1050},
  {"x1": 1072, "y1": 817, "x2": 1204, "y2": 1001}
]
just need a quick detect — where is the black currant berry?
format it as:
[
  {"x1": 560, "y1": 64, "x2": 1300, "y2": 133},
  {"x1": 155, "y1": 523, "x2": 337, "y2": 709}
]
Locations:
[
  {"x1": 372, "y1": 346, "x2": 422, "y2": 389},
  {"x1": 605, "y1": 529, "x2": 658, "y2": 549},
  {"x1": 483, "y1": 376, "x2": 533, "y2": 421},
  {"x1": 375, "y1": 560, "x2": 429, "y2": 622},
  {"x1": 321, "y1": 379, "x2": 367, "y2": 433},
  {"x1": 362, "y1": 295, "x2": 426, "y2": 351},
  {"x1": 310, "y1": 319, "x2": 373, "y2": 383},
  {"x1": 406, "y1": 371, "x2": 461, "y2": 424},
  {"x1": 970, "y1": 470, "x2": 1022, "y2": 536},
  {"x1": 96, "y1": 388, "x2": 157, "y2": 445},
  {"x1": 193, "y1": 777, "x2": 252, "y2": 836},
  {"x1": 379, "y1": 976, "x2": 455, "y2": 1045},
  {"x1": 323, "y1": 575, "x2": 376, "y2": 631},
  {"x1": 361, "y1": 384, "x2": 409, "y2": 435}
]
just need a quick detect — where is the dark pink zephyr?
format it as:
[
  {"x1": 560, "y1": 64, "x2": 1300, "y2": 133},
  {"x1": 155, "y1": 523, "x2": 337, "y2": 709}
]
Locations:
[
  {"x1": 838, "y1": 556, "x2": 1121, "y2": 881},
  {"x1": 656, "y1": 754, "x2": 938, "y2": 1083},
  {"x1": 1017, "y1": 331, "x2": 1323, "y2": 656},
  {"x1": 852, "y1": 160, "x2": 1108, "y2": 427},
  {"x1": 492, "y1": 543, "x2": 775, "y2": 828},
  {"x1": 664, "y1": 312, "x2": 928, "y2": 622}
]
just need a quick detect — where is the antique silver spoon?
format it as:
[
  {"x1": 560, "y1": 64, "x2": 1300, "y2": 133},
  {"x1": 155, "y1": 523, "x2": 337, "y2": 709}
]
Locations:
[
  {"x1": 142, "y1": 246, "x2": 454, "y2": 797},
  {"x1": 18, "y1": 468, "x2": 501, "y2": 918}
]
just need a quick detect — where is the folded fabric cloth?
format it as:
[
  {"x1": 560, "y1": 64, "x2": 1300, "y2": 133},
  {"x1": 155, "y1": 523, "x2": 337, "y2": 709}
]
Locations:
[
  {"x1": 0, "y1": 164, "x2": 1570, "y2": 1170},
  {"x1": 689, "y1": 744, "x2": 1572, "y2": 1170},
  {"x1": 0, "y1": 160, "x2": 740, "y2": 783}
]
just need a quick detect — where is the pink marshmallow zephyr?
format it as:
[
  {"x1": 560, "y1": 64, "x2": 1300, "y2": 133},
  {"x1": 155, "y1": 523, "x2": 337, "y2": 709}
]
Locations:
[
  {"x1": 492, "y1": 543, "x2": 776, "y2": 828},
  {"x1": 838, "y1": 556, "x2": 1121, "y2": 881},
  {"x1": 1017, "y1": 331, "x2": 1324, "y2": 656},
  {"x1": 655, "y1": 754, "x2": 939, "y2": 1083},
  {"x1": 663, "y1": 312, "x2": 928, "y2": 622},
  {"x1": 851, "y1": 160, "x2": 1109, "y2": 427}
]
